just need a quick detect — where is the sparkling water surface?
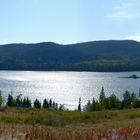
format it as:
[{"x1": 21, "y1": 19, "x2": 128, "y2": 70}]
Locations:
[{"x1": 0, "y1": 71, "x2": 140, "y2": 109}]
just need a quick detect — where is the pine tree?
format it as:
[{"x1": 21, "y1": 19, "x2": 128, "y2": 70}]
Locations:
[
  {"x1": 52, "y1": 101, "x2": 56, "y2": 109},
  {"x1": 131, "y1": 92, "x2": 136, "y2": 101},
  {"x1": 7, "y1": 94, "x2": 15, "y2": 106},
  {"x1": 122, "y1": 90, "x2": 131, "y2": 109},
  {"x1": 15, "y1": 94, "x2": 22, "y2": 107},
  {"x1": 78, "y1": 97, "x2": 81, "y2": 111},
  {"x1": 59, "y1": 104, "x2": 64, "y2": 111},
  {"x1": 86, "y1": 100, "x2": 92, "y2": 112},
  {"x1": 0, "y1": 91, "x2": 3, "y2": 107},
  {"x1": 139, "y1": 89, "x2": 140, "y2": 99},
  {"x1": 55, "y1": 103, "x2": 58, "y2": 110},
  {"x1": 109, "y1": 94, "x2": 120, "y2": 109},
  {"x1": 34, "y1": 99, "x2": 41, "y2": 108},
  {"x1": 99, "y1": 87, "x2": 106, "y2": 102},
  {"x1": 22, "y1": 97, "x2": 26, "y2": 108},
  {"x1": 49, "y1": 99, "x2": 52, "y2": 108},
  {"x1": 92, "y1": 97, "x2": 96, "y2": 111},
  {"x1": 26, "y1": 97, "x2": 31, "y2": 108},
  {"x1": 43, "y1": 99, "x2": 49, "y2": 109}
]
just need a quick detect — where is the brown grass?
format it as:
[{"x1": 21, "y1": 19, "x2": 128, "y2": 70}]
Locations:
[
  {"x1": 0, "y1": 107, "x2": 140, "y2": 139},
  {"x1": 0, "y1": 124, "x2": 140, "y2": 140}
]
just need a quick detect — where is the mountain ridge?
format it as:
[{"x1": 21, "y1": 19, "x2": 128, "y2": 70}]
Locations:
[
  {"x1": 0, "y1": 40, "x2": 140, "y2": 72},
  {"x1": 0, "y1": 39, "x2": 139, "y2": 46}
]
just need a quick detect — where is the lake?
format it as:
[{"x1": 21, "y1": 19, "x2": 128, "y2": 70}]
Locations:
[{"x1": 0, "y1": 71, "x2": 140, "y2": 110}]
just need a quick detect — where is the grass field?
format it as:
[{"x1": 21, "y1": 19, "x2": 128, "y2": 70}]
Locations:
[{"x1": 0, "y1": 107, "x2": 140, "y2": 139}]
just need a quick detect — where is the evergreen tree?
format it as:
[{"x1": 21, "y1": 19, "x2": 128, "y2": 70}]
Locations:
[
  {"x1": 92, "y1": 97, "x2": 96, "y2": 111},
  {"x1": 99, "y1": 87, "x2": 106, "y2": 102},
  {"x1": 49, "y1": 99, "x2": 52, "y2": 108},
  {"x1": 15, "y1": 94, "x2": 22, "y2": 107},
  {"x1": 52, "y1": 101, "x2": 56, "y2": 109},
  {"x1": 0, "y1": 91, "x2": 3, "y2": 107},
  {"x1": 26, "y1": 97, "x2": 31, "y2": 108},
  {"x1": 104, "y1": 98, "x2": 111, "y2": 109},
  {"x1": 131, "y1": 92, "x2": 136, "y2": 101},
  {"x1": 78, "y1": 97, "x2": 81, "y2": 111},
  {"x1": 59, "y1": 104, "x2": 65, "y2": 111},
  {"x1": 139, "y1": 89, "x2": 140, "y2": 99},
  {"x1": 22, "y1": 97, "x2": 26, "y2": 108},
  {"x1": 95, "y1": 100, "x2": 100, "y2": 111},
  {"x1": 7, "y1": 94, "x2": 15, "y2": 106},
  {"x1": 43, "y1": 99, "x2": 49, "y2": 109},
  {"x1": 34, "y1": 99, "x2": 41, "y2": 108},
  {"x1": 86, "y1": 100, "x2": 93, "y2": 112},
  {"x1": 55, "y1": 103, "x2": 58, "y2": 110},
  {"x1": 109, "y1": 94, "x2": 121, "y2": 109},
  {"x1": 133, "y1": 99, "x2": 140, "y2": 108},
  {"x1": 122, "y1": 90, "x2": 131, "y2": 109}
]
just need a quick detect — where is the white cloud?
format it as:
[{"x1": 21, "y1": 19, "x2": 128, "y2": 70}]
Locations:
[
  {"x1": 108, "y1": 11, "x2": 138, "y2": 20},
  {"x1": 106, "y1": 0, "x2": 140, "y2": 20},
  {"x1": 125, "y1": 35, "x2": 140, "y2": 42}
]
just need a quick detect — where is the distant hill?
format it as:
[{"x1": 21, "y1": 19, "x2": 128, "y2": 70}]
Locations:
[{"x1": 0, "y1": 40, "x2": 140, "y2": 72}]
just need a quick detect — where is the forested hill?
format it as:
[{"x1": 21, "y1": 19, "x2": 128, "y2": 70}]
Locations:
[{"x1": 0, "y1": 40, "x2": 140, "y2": 72}]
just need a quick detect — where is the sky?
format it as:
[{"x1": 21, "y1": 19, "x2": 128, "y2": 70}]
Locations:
[{"x1": 0, "y1": 0, "x2": 140, "y2": 44}]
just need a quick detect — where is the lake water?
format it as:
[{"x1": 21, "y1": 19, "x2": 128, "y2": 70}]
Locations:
[{"x1": 0, "y1": 71, "x2": 140, "y2": 109}]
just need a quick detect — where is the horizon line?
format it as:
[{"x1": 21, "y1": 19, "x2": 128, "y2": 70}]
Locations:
[{"x1": 0, "y1": 39, "x2": 139, "y2": 46}]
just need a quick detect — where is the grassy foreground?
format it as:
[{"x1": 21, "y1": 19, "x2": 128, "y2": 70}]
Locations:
[{"x1": 0, "y1": 107, "x2": 140, "y2": 139}]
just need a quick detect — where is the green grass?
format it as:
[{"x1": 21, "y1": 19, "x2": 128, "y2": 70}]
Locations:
[
  {"x1": 0, "y1": 107, "x2": 140, "y2": 128},
  {"x1": 0, "y1": 108, "x2": 140, "y2": 139}
]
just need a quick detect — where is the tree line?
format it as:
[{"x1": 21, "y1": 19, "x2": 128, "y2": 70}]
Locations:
[
  {"x1": 84, "y1": 87, "x2": 140, "y2": 112},
  {"x1": 1, "y1": 88, "x2": 140, "y2": 112},
  {"x1": 0, "y1": 91, "x2": 65, "y2": 110}
]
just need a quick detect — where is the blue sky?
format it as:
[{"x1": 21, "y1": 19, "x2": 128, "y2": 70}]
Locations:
[{"x1": 0, "y1": 0, "x2": 140, "y2": 44}]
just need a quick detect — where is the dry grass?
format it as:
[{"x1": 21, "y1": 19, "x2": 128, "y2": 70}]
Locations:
[
  {"x1": 0, "y1": 108, "x2": 140, "y2": 139},
  {"x1": 0, "y1": 124, "x2": 140, "y2": 140}
]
